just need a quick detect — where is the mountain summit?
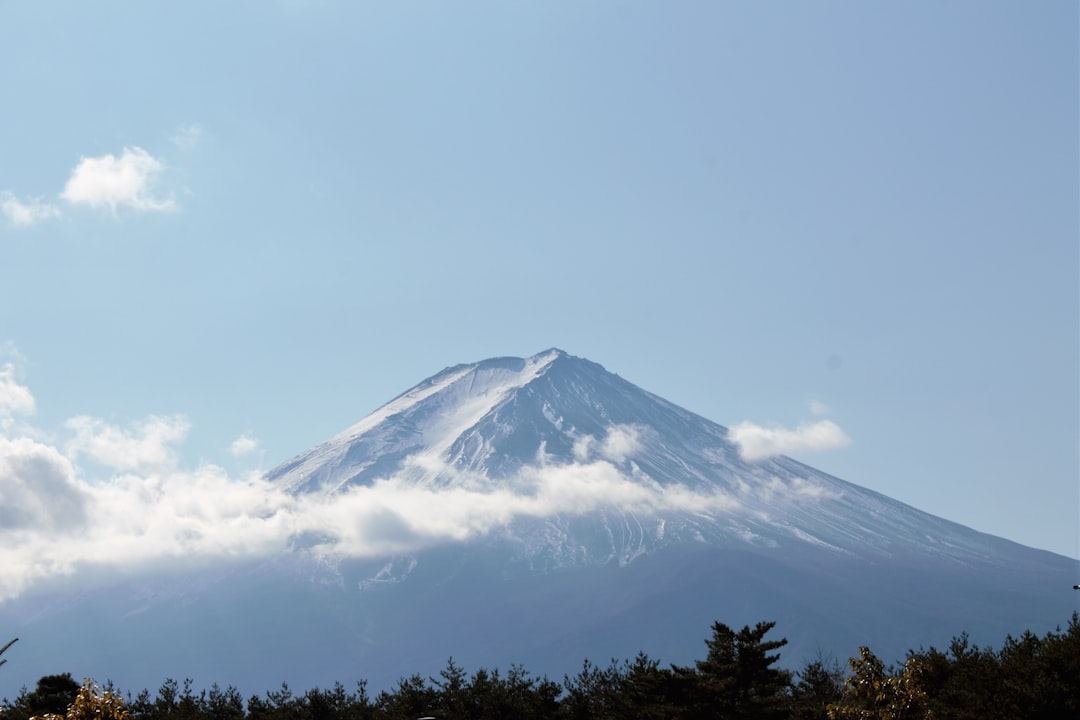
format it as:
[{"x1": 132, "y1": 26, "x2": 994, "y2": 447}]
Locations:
[
  {"x1": 268, "y1": 349, "x2": 1016, "y2": 566},
  {"x1": 3, "y1": 350, "x2": 1075, "y2": 696}
]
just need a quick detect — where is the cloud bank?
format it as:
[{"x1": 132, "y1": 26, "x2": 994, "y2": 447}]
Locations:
[
  {"x1": 728, "y1": 419, "x2": 851, "y2": 461},
  {"x1": 0, "y1": 378, "x2": 747, "y2": 603},
  {"x1": 61, "y1": 147, "x2": 176, "y2": 213}
]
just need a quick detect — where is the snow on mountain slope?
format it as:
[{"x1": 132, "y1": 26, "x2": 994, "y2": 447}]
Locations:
[
  {"x1": 266, "y1": 349, "x2": 1039, "y2": 569},
  {"x1": 271, "y1": 350, "x2": 562, "y2": 493},
  {"x1": 3, "y1": 349, "x2": 1075, "y2": 697}
]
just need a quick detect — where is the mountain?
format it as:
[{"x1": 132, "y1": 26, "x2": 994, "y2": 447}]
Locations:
[
  {"x1": 267, "y1": 348, "x2": 1020, "y2": 562},
  {"x1": 2, "y1": 349, "x2": 1076, "y2": 697}
]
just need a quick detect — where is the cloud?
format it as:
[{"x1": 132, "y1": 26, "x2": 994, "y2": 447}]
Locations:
[
  {"x1": 65, "y1": 415, "x2": 190, "y2": 472},
  {"x1": 0, "y1": 436, "x2": 87, "y2": 532},
  {"x1": 728, "y1": 419, "x2": 851, "y2": 461},
  {"x1": 61, "y1": 147, "x2": 176, "y2": 213},
  {"x1": 809, "y1": 400, "x2": 831, "y2": 416},
  {"x1": 599, "y1": 424, "x2": 645, "y2": 463},
  {"x1": 0, "y1": 192, "x2": 61, "y2": 227},
  {"x1": 0, "y1": 363, "x2": 35, "y2": 425},
  {"x1": 230, "y1": 433, "x2": 259, "y2": 457},
  {"x1": 0, "y1": 399, "x2": 751, "y2": 601},
  {"x1": 170, "y1": 124, "x2": 203, "y2": 152},
  {"x1": 572, "y1": 424, "x2": 645, "y2": 464}
]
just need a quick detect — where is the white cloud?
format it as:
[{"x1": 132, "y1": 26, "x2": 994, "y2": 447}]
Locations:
[
  {"x1": 571, "y1": 424, "x2": 646, "y2": 464},
  {"x1": 230, "y1": 433, "x2": 259, "y2": 457},
  {"x1": 0, "y1": 400, "x2": 753, "y2": 601},
  {"x1": 65, "y1": 414, "x2": 190, "y2": 472},
  {"x1": 809, "y1": 400, "x2": 831, "y2": 416},
  {"x1": 0, "y1": 436, "x2": 87, "y2": 532},
  {"x1": 61, "y1": 147, "x2": 176, "y2": 213},
  {"x1": 728, "y1": 419, "x2": 851, "y2": 461},
  {"x1": 0, "y1": 363, "x2": 35, "y2": 425},
  {"x1": 1, "y1": 191, "x2": 61, "y2": 227},
  {"x1": 599, "y1": 424, "x2": 644, "y2": 463}
]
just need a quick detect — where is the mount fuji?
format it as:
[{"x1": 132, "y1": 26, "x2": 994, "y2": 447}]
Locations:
[{"x1": 2, "y1": 349, "x2": 1076, "y2": 696}]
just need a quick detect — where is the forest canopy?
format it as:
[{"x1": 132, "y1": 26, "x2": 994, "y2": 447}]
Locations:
[{"x1": 2, "y1": 615, "x2": 1078, "y2": 720}]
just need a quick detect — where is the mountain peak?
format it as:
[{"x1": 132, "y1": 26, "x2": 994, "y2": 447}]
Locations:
[{"x1": 265, "y1": 349, "x2": 1000, "y2": 567}]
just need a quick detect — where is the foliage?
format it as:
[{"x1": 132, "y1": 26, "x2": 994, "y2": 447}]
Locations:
[
  {"x1": 28, "y1": 680, "x2": 130, "y2": 720},
  {"x1": 827, "y1": 647, "x2": 933, "y2": 720},
  {"x1": 685, "y1": 619, "x2": 792, "y2": 719},
  {"x1": 3, "y1": 614, "x2": 1077, "y2": 720},
  {"x1": 788, "y1": 654, "x2": 845, "y2": 720}
]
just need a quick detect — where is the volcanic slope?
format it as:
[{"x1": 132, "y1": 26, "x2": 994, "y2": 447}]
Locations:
[
  {"x1": 270, "y1": 349, "x2": 1044, "y2": 564},
  {"x1": 257, "y1": 349, "x2": 1076, "y2": 682},
  {"x1": 2, "y1": 349, "x2": 1075, "y2": 697}
]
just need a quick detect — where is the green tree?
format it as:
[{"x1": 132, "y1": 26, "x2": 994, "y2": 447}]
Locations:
[
  {"x1": 560, "y1": 658, "x2": 623, "y2": 720},
  {"x1": 375, "y1": 674, "x2": 436, "y2": 720},
  {"x1": 911, "y1": 634, "x2": 1003, "y2": 720},
  {"x1": 202, "y1": 685, "x2": 245, "y2": 720},
  {"x1": 616, "y1": 652, "x2": 683, "y2": 720},
  {"x1": 789, "y1": 655, "x2": 845, "y2": 720},
  {"x1": 24, "y1": 675, "x2": 81, "y2": 718},
  {"x1": 995, "y1": 614, "x2": 1080, "y2": 719},
  {"x1": 689, "y1": 620, "x2": 792, "y2": 720}
]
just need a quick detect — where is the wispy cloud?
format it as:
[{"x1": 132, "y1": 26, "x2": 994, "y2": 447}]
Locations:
[
  {"x1": 170, "y1": 124, "x2": 203, "y2": 152},
  {"x1": 65, "y1": 415, "x2": 190, "y2": 473},
  {"x1": 0, "y1": 191, "x2": 61, "y2": 227},
  {"x1": 61, "y1": 147, "x2": 176, "y2": 214},
  {"x1": 728, "y1": 419, "x2": 851, "y2": 461}
]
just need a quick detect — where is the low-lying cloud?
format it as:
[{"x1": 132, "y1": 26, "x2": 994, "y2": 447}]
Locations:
[
  {"x1": 728, "y1": 419, "x2": 851, "y2": 461},
  {"x1": 0, "y1": 379, "x2": 742, "y2": 603}
]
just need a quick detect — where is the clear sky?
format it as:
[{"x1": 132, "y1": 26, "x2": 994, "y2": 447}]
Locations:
[{"x1": 1, "y1": 1, "x2": 1077, "y2": 565}]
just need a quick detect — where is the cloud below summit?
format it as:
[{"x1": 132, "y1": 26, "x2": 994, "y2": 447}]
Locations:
[
  {"x1": 0, "y1": 376, "x2": 748, "y2": 603},
  {"x1": 728, "y1": 419, "x2": 851, "y2": 461}
]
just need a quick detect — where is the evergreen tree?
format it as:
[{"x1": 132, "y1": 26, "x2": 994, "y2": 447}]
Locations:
[
  {"x1": 789, "y1": 656, "x2": 845, "y2": 720},
  {"x1": 616, "y1": 652, "x2": 682, "y2": 720},
  {"x1": 25, "y1": 675, "x2": 82, "y2": 718},
  {"x1": 689, "y1": 620, "x2": 792, "y2": 719},
  {"x1": 375, "y1": 674, "x2": 436, "y2": 720},
  {"x1": 203, "y1": 685, "x2": 245, "y2": 720}
]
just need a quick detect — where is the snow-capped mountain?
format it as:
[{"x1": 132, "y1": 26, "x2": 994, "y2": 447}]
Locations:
[
  {"x1": 2, "y1": 350, "x2": 1076, "y2": 697},
  {"x1": 267, "y1": 348, "x2": 1025, "y2": 565}
]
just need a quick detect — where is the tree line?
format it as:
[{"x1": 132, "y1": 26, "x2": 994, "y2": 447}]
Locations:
[{"x1": 2, "y1": 614, "x2": 1078, "y2": 720}]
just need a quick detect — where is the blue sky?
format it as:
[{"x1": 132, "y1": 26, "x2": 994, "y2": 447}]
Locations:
[{"x1": 1, "y1": 0, "x2": 1077, "y2": 572}]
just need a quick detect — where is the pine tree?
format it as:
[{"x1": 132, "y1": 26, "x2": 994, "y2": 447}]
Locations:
[{"x1": 689, "y1": 620, "x2": 792, "y2": 720}]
